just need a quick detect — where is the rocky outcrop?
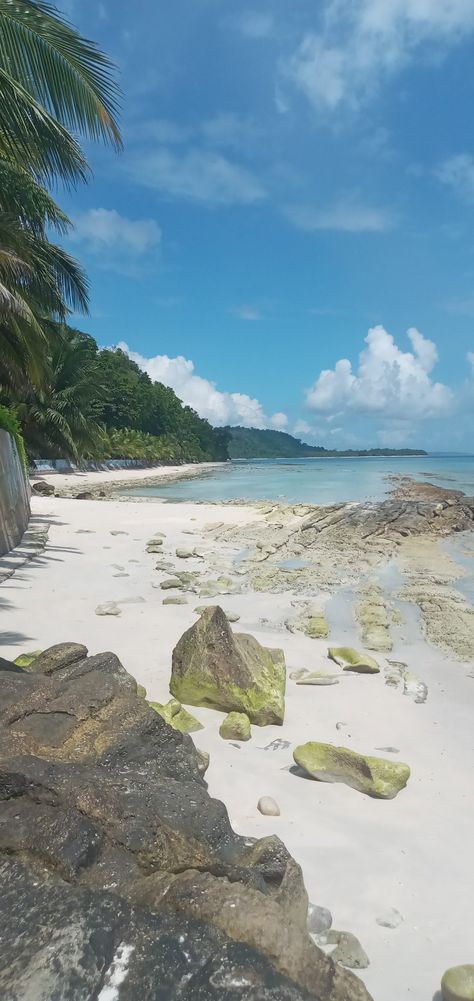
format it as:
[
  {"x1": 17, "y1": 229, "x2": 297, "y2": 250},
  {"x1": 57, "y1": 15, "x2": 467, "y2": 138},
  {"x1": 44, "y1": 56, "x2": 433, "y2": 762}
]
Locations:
[
  {"x1": 0, "y1": 644, "x2": 371, "y2": 1001},
  {"x1": 170, "y1": 606, "x2": 286, "y2": 725},
  {"x1": 293, "y1": 741, "x2": 410, "y2": 799}
]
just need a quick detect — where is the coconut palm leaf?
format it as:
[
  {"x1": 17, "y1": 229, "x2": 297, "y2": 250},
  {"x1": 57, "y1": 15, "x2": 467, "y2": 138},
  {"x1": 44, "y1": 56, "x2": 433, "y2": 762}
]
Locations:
[{"x1": 0, "y1": 1, "x2": 122, "y2": 144}]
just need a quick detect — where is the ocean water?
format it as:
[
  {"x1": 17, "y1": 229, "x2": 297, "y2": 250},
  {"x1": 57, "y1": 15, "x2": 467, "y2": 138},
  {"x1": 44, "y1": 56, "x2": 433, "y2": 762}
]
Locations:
[{"x1": 122, "y1": 454, "x2": 474, "y2": 505}]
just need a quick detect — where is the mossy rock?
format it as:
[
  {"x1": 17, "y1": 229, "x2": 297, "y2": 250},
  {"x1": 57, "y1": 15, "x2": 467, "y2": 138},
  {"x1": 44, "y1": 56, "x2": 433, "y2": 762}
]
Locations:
[
  {"x1": 442, "y1": 966, "x2": 474, "y2": 1001},
  {"x1": 148, "y1": 698, "x2": 204, "y2": 734},
  {"x1": 293, "y1": 741, "x2": 410, "y2": 799},
  {"x1": 305, "y1": 615, "x2": 329, "y2": 639},
  {"x1": 219, "y1": 712, "x2": 251, "y2": 741},
  {"x1": 136, "y1": 684, "x2": 147, "y2": 698},
  {"x1": 13, "y1": 650, "x2": 42, "y2": 669},
  {"x1": 328, "y1": 647, "x2": 380, "y2": 674},
  {"x1": 296, "y1": 672, "x2": 339, "y2": 687},
  {"x1": 170, "y1": 606, "x2": 285, "y2": 726}
]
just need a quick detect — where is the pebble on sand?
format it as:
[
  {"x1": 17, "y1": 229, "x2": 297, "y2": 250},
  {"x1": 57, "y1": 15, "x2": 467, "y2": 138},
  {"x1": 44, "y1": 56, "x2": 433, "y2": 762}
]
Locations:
[{"x1": 257, "y1": 796, "x2": 280, "y2": 816}]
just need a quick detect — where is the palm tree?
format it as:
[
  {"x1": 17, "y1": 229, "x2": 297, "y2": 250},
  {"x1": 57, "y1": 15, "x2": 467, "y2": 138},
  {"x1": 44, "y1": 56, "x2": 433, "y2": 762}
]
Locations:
[
  {"x1": 0, "y1": 161, "x2": 88, "y2": 390},
  {"x1": 0, "y1": 1, "x2": 121, "y2": 421},
  {"x1": 0, "y1": 0, "x2": 121, "y2": 184},
  {"x1": 15, "y1": 325, "x2": 107, "y2": 460}
]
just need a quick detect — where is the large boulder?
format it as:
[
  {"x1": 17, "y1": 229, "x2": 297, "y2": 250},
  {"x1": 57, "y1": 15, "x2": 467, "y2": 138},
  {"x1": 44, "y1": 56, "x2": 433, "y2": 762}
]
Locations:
[
  {"x1": 0, "y1": 646, "x2": 372, "y2": 1001},
  {"x1": 170, "y1": 606, "x2": 286, "y2": 725},
  {"x1": 293, "y1": 742, "x2": 410, "y2": 799}
]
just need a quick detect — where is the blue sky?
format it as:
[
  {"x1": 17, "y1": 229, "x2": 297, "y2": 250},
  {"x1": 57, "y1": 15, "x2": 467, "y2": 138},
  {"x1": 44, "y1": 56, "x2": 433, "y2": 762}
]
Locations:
[{"x1": 58, "y1": 0, "x2": 474, "y2": 450}]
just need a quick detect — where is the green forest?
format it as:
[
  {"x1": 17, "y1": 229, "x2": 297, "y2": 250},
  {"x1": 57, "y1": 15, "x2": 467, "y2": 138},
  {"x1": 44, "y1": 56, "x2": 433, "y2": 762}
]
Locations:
[
  {"x1": 0, "y1": 2, "x2": 228, "y2": 468},
  {"x1": 227, "y1": 427, "x2": 426, "y2": 459}
]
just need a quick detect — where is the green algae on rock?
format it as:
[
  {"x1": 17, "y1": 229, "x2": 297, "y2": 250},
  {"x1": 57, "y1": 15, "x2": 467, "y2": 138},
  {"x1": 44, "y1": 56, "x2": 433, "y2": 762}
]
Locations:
[
  {"x1": 328, "y1": 647, "x2": 380, "y2": 674},
  {"x1": 441, "y1": 965, "x2": 474, "y2": 1001},
  {"x1": 149, "y1": 698, "x2": 204, "y2": 734},
  {"x1": 304, "y1": 614, "x2": 329, "y2": 639},
  {"x1": 13, "y1": 650, "x2": 42, "y2": 669},
  {"x1": 219, "y1": 711, "x2": 251, "y2": 741},
  {"x1": 293, "y1": 741, "x2": 410, "y2": 799},
  {"x1": 170, "y1": 605, "x2": 286, "y2": 725}
]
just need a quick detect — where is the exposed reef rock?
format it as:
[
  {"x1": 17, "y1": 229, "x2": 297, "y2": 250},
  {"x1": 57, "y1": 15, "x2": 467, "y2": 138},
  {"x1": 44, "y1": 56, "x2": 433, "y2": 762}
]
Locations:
[
  {"x1": 0, "y1": 644, "x2": 371, "y2": 1001},
  {"x1": 170, "y1": 606, "x2": 286, "y2": 725},
  {"x1": 354, "y1": 584, "x2": 393, "y2": 652}
]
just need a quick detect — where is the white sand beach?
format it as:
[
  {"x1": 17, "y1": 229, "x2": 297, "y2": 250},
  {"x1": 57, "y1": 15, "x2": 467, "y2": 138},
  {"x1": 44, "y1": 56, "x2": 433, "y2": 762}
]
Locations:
[{"x1": 2, "y1": 468, "x2": 474, "y2": 1001}]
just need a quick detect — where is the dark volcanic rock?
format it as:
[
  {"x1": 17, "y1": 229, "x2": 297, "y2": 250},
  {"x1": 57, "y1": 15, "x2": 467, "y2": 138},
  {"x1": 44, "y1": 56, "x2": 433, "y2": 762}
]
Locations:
[
  {"x1": 32, "y1": 480, "x2": 55, "y2": 496},
  {"x1": 0, "y1": 647, "x2": 371, "y2": 1001},
  {"x1": 0, "y1": 859, "x2": 316, "y2": 1001}
]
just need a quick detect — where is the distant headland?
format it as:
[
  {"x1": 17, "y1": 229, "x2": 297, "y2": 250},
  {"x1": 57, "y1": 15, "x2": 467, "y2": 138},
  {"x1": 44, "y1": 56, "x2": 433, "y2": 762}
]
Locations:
[{"x1": 226, "y1": 426, "x2": 427, "y2": 460}]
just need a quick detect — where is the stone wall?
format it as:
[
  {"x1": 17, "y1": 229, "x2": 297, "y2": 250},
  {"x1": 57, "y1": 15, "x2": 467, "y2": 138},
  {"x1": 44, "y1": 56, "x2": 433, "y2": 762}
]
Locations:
[{"x1": 0, "y1": 430, "x2": 30, "y2": 557}]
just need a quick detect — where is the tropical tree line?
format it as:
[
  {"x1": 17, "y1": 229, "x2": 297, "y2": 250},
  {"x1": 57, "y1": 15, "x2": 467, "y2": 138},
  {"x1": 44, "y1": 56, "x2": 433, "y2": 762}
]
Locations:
[{"x1": 0, "y1": 1, "x2": 229, "y2": 467}]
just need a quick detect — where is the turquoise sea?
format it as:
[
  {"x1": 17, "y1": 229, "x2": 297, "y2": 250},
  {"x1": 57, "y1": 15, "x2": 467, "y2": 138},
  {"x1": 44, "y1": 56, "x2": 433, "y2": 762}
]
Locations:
[{"x1": 122, "y1": 454, "x2": 474, "y2": 505}]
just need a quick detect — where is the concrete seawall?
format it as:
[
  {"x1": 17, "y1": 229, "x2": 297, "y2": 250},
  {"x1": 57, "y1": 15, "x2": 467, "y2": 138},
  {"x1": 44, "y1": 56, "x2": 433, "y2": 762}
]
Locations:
[{"x1": 0, "y1": 430, "x2": 30, "y2": 557}]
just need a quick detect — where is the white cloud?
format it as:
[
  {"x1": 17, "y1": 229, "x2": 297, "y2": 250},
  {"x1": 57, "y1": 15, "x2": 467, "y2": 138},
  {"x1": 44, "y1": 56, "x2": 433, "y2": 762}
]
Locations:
[
  {"x1": 228, "y1": 11, "x2": 275, "y2": 39},
  {"x1": 269, "y1": 412, "x2": 288, "y2": 429},
  {"x1": 306, "y1": 325, "x2": 453, "y2": 419},
  {"x1": 72, "y1": 209, "x2": 161, "y2": 254},
  {"x1": 283, "y1": 196, "x2": 395, "y2": 232},
  {"x1": 200, "y1": 113, "x2": 261, "y2": 151},
  {"x1": 231, "y1": 305, "x2": 262, "y2": 321},
  {"x1": 70, "y1": 209, "x2": 161, "y2": 274},
  {"x1": 294, "y1": 420, "x2": 312, "y2": 436},
  {"x1": 283, "y1": 0, "x2": 474, "y2": 113},
  {"x1": 117, "y1": 342, "x2": 287, "y2": 430},
  {"x1": 377, "y1": 425, "x2": 414, "y2": 447},
  {"x1": 436, "y1": 154, "x2": 474, "y2": 203},
  {"x1": 128, "y1": 147, "x2": 266, "y2": 206}
]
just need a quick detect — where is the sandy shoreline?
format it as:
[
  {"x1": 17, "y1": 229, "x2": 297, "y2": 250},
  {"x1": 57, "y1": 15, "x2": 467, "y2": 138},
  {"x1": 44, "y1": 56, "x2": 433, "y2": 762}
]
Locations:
[
  {"x1": 31, "y1": 460, "x2": 224, "y2": 496},
  {"x1": 2, "y1": 468, "x2": 474, "y2": 1001}
]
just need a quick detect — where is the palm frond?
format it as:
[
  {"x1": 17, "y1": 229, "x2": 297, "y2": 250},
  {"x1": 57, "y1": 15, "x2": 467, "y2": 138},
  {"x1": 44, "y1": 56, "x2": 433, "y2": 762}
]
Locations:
[{"x1": 0, "y1": 0, "x2": 122, "y2": 149}]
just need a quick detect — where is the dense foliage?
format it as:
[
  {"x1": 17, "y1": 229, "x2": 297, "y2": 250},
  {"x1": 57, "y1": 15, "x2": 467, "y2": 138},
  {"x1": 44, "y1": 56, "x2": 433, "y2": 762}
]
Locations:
[
  {"x1": 0, "y1": 0, "x2": 121, "y2": 463},
  {"x1": 227, "y1": 427, "x2": 426, "y2": 459}
]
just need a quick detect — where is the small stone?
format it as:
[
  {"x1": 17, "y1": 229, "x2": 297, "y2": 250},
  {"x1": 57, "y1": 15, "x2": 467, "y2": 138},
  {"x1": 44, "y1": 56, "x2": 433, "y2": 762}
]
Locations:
[
  {"x1": 219, "y1": 712, "x2": 251, "y2": 741},
  {"x1": 257, "y1": 796, "x2": 280, "y2": 816},
  {"x1": 441, "y1": 965, "x2": 474, "y2": 1001},
  {"x1": 327, "y1": 930, "x2": 369, "y2": 970},
  {"x1": 113, "y1": 573, "x2": 129, "y2": 578},
  {"x1": 110, "y1": 530, "x2": 129, "y2": 536},
  {"x1": 376, "y1": 908, "x2": 403, "y2": 929},
  {"x1": 155, "y1": 561, "x2": 174, "y2": 571},
  {"x1": 295, "y1": 671, "x2": 339, "y2": 687},
  {"x1": 328, "y1": 647, "x2": 380, "y2": 674},
  {"x1": 146, "y1": 542, "x2": 163, "y2": 553},
  {"x1": 160, "y1": 578, "x2": 184, "y2": 590},
  {"x1": 137, "y1": 684, "x2": 147, "y2": 698},
  {"x1": 307, "y1": 904, "x2": 333, "y2": 936},
  {"x1": 95, "y1": 602, "x2": 121, "y2": 616},
  {"x1": 226, "y1": 612, "x2": 240, "y2": 623},
  {"x1": 375, "y1": 747, "x2": 400, "y2": 754},
  {"x1": 176, "y1": 548, "x2": 195, "y2": 559},
  {"x1": 163, "y1": 596, "x2": 188, "y2": 605}
]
